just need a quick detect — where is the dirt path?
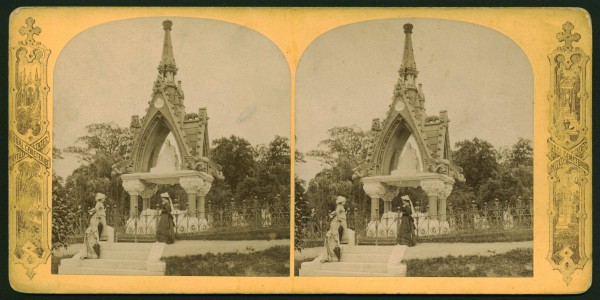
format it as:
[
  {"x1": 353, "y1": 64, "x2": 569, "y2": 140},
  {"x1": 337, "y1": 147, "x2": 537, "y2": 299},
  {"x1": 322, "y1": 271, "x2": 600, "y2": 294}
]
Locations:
[
  {"x1": 161, "y1": 239, "x2": 290, "y2": 257},
  {"x1": 403, "y1": 241, "x2": 533, "y2": 260},
  {"x1": 53, "y1": 240, "x2": 290, "y2": 258},
  {"x1": 295, "y1": 241, "x2": 533, "y2": 261}
]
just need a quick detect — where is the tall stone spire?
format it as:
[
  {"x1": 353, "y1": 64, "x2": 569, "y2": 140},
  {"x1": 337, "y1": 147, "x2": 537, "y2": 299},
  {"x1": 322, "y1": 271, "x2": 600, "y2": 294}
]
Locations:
[
  {"x1": 398, "y1": 23, "x2": 418, "y2": 89},
  {"x1": 158, "y1": 20, "x2": 178, "y2": 83}
]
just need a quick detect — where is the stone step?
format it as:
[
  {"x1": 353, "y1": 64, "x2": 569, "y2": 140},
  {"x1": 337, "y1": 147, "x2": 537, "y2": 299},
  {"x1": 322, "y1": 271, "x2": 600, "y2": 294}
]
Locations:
[
  {"x1": 340, "y1": 253, "x2": 390, "y2": 263},
  {"x1": 79, "y1": 259, "x2": 147, "y2": 270},
  {"x1": 320, "y1": 262, "x2": 388, "y2": 273},
  {"x1": 300, "y1": 269, "x2": 396, "y2": 277},
  {"x1": 342, "y1": 246, "x2": 394, "y2": 255},
  {"x1": 58, "y1": 265, "x2": 163, "y2": 276},
  {"x1": 100, "y1": 250, "x2": 150, "y2": 261}
]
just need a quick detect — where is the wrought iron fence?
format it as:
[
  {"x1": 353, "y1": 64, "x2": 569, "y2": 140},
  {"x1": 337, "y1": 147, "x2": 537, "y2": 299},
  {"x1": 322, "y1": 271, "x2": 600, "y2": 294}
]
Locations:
[
  {"x1": 302, "y1": 199, "x2": 533, "y2": 245},
  {"x1": 71, "y1": 200, "x2": 290, "y2": 243}
]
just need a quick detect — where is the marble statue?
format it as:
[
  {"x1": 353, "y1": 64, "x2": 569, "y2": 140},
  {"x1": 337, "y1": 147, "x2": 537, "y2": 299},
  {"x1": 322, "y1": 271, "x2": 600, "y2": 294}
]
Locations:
[{"x1": 151, "y1": 139, "x2": 180, "y2": 172}]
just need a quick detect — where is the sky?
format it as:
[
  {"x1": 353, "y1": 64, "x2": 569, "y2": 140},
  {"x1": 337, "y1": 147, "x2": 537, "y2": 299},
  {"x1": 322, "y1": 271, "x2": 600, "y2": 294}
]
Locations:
[
  {"x1": 295, "y1": 18, "x2": 533, "y2": 183},
  {"x1": 53, "y1": 17, "x2": 290, "y2": 179}
]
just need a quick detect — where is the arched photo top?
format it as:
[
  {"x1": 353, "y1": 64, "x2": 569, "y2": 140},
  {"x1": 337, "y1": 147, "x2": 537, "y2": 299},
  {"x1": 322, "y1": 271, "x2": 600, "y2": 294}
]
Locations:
[
  {"x1": 295, "y1": 18, "x2": 533, "y2": 176},
  {"x1": 52, "y1": 16, "x2": 290, "y2": 179}
]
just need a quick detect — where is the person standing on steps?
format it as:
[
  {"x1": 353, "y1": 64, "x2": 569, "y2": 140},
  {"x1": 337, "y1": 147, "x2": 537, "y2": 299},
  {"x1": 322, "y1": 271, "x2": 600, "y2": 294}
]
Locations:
[
  {"x1": 335, "y1": 196, "x2": 348, "y2": 244},
  {"x1": 80, "y1": 213, "x2": 101, "y2": 259},
  {"x1": 90, "y1": 193, "x2": 108, "y2": 241},
  {"x1": 156, "y1": 192, "x2": 175, "y2": 244},
  {"x1": 398, "y1": 195, "x2": 417, "y2": 247}
]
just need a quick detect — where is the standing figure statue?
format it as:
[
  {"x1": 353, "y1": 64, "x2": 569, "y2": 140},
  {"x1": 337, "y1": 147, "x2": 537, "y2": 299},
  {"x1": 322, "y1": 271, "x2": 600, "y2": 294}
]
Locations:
[
  {"x1": 80, "y1": 213, "x2": 101, "y2": 259},
  {"x1": 321, "y1": 196, "x2": 348, "y2": 262},
  {"x1": 156, "y1": 192, "x2": 175, "y2": 244},
  {"x1": 335, "y1": 196, "x2": 348, "y2": 244},
  {"x1": 398, "y1": 195, "x2": 417, "y2": 247},
  {"x1": 90, "y1": 193, "x2": 108, "y2": 241}
]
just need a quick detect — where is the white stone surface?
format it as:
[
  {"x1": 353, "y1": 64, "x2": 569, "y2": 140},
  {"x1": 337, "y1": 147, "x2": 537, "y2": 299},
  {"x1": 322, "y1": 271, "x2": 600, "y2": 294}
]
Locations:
[{"x1": 58, "y1": 242, "x2": 165, "y2": 275}]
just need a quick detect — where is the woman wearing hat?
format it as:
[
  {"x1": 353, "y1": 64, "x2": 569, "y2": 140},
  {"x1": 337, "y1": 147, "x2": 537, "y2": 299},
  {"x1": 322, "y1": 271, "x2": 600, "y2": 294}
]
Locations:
[
  {"x1": 90, "y1": 193, "x2": 107, "y2": 241},
  {"x1": 156, "y1": 192, "x2": 175, "y2": 244},
  {"x1": 335, "y1": 196, "x2": 348, "y2": 244},
  {"x1": 398, "y1": 195, "x2": 417, "y2": 246}
]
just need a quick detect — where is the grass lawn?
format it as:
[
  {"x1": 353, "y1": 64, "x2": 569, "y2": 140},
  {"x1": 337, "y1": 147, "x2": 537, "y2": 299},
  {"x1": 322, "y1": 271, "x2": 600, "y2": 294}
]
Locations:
[
  {"x1": 164, "y1": 245, "x2": 290, "y2": 276},
  {"x1": 406, "y1": 248, "x2": 533, "y2": 277}
]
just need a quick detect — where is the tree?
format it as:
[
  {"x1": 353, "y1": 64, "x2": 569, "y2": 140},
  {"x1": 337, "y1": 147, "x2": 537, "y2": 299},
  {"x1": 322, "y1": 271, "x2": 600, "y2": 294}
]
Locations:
[
  {"x1": 64, "y1": 122, "x2": 131, "y2": 164},
  {"x1": 304, "y1": 127, "x2": 375, "y2": 218},
  {"x1": 452, "y1": 138, "x2": 499, "y2": 191},
  {"x1": 210, "y1": 135, "x2": 255, "y2": 191},
  {"x1": 507, "y1": 138, "x2": 533, "y2": 168},
  {"x1": 294, "y1": 177, "x2": 310, "y2": 251},
  {"x1": 307, "y1": 126, "x2": 373, "y2": 167},
  {"x1": 237, "y1": 136, "x2": 291, "y2": 203},
  {"x1": 51, "y1": 173, "x2": 78, "y2": 250},
  {"x1": 63, "y1": 122, "x2": 132, "y2": 211}
]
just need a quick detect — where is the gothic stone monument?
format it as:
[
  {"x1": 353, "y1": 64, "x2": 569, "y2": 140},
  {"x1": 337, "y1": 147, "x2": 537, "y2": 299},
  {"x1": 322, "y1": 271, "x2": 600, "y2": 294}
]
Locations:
[
  {"x1": 112, "y1": 20, "x2": 223, "y2": 233},
  {"x1": 353, "y1": 24, "x2": 465, "y2": 236}
]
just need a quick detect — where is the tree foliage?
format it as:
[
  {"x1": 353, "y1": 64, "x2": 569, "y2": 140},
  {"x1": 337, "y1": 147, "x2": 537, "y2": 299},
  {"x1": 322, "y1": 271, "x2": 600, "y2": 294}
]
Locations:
[
  {"x1": 51, "y1": 173, "x2": 78, "y2": 250},
  {"x1": 206, "y1": 135, "x2": 291, "y2": 209},
  {"x1": 307, "y1": 126, "x2": 373, "y2": 166},
  {"x1": 294, "y1": 177, "x2": 310, "y2": 251},
  {"x1": 303, "y1": 127, "x2": 374, "y2": 218},
  {"x1": 450, "y1": 138, "x2": 533, "y2": 208},
  {"x1": 452, "y1": 138, "x2": 499, "y2": 191},
  {"x1": 61, "y1": 123, "x2": 132, "y2": 212},
  {"x1": 210, "y1": 135, "x2": 256, "y2": 191}
]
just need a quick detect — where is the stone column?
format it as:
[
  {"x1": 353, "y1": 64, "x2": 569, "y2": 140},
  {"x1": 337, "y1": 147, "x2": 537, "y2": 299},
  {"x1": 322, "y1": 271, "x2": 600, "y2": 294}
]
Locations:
[
  {"x1": 122, "y1": 179, "x2": 146, "y2": 218},
  {"x1": 363, "y1": 181, "x2": 384, "y2": 221},
  {"x1": 139, "y1": 185, "x2": 158, "y2": 211},
  {"x1": 421, "y1": 180, "x2": 445, "y2": 221},
  {"x1": 196, "y1": 181, "x2": 212, "y2": 219},
  {"x1": 180, "y1": 177, "x2": 202, "y2": 217},
  {"x1": 440, "y1": 183, "x2": 454, "y2": 222},
  {"x1": 380, "y1": 185, "x2": 400, "y2": 214}
]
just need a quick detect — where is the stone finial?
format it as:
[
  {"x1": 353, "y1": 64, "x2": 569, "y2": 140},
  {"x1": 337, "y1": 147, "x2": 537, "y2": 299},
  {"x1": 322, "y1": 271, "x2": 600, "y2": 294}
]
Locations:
[
  {"x1": 163, "y1": 20, "x2": 173, "y2": 31},
  {"x1": 557, "y1": 22, "x2": 580, "y2": 50},
  {"x1": 439, "y1": 110, "x2": 448, "y2": 122},
  {"x1": 371, "y1": 118, "x2": 382, "y2": 131},
  {"x1": 403, "y1": 23, "x2": 413, "y2": 34}
]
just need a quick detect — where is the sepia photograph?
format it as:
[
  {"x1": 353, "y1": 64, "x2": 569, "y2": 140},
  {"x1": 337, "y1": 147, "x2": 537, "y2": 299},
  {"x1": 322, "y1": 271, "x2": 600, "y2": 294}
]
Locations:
[
  {"x1": 295, "y1": 18, "x2": 534, "y2": 277},
  {"x1": 50, "y1": 17, "x2": 291, "y2": 276},
  {"x1": 7, "y1": 7, "x2": 592, "y2": 294}
]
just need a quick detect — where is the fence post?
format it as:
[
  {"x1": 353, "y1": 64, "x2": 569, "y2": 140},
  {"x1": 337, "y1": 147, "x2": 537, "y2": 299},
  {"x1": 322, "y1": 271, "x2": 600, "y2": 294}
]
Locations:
[
  {"x1": 134, "y1": 205, "x2": 138, "y2": 243},
  {"x1": 375, "y1": 208, "x2": 379, "y2": 246},
  {"x1": 112, "y1": 204, "x2": 118, "y2": 242},
  {"x1": 447, "y1": 203, "x2": 453, "y2": 234},
  {"x1": 471, "y1": 201, "x2": 477, "y2": 234},
  {"x1": 396, "y1": 206, "x2": 401, "y2": 245}
]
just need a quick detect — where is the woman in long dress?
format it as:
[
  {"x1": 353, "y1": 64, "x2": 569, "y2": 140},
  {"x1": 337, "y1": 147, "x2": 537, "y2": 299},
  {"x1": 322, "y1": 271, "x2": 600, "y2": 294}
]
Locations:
[
  {"x1": 321, "y1": 211, "x2": 342, "y2": 262},
  {"x1": 80, "y1": 214, "x2": 101, "y2": 259},
  {"x1": 156, "y1": 193, "x2": 175, "y2": 244},
  {"x1": 398, "y1": 195, "x2": 417, "y2": 247},
  {"x1": 334, "y1": 196, "x2": 348, "y2": 243}
]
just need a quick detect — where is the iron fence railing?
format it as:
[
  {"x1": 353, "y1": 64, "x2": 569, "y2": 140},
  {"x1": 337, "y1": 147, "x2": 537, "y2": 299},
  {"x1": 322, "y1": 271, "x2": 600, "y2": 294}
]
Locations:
[
  {"x1": 71, "y1": 200, "x2": 290, "y2": 243},
  {"x1": 302, "y1": 199, "x2": 533, "y2": 245}
]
